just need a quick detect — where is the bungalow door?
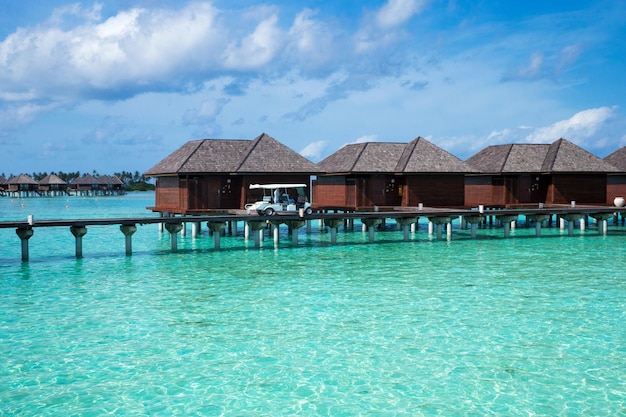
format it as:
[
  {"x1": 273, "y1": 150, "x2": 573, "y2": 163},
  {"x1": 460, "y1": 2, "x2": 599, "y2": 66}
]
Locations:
[{"x1": 383, "y1": 175, "x2": 403, "y2": 207}]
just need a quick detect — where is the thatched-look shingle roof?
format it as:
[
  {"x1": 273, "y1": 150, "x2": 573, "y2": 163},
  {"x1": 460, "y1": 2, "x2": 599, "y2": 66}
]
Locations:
[
  {"x1": 71, "y1": 174, "x2": 99, "y2": 186},
  {"x1": 318, "y1": 137, "x2": 472, "y2": 174},
  {"x1": 604, "y1": 146, "x2": 626, "y2": 171},
  {"x1": 144, "y1": 133, "x2": 321, "y2": 176},
  {"x1": 6, "y1": 174, "x2": 38, "y2": 185},
  {"x1": 97, "y1": 175, "x2": 124, "y2": 185},
  {"x1": 467, "y1": 138, "x2": 618, "y2": 174},
  {"x1": 39, "y1": 173, "x2": 67, "y2": 185}
]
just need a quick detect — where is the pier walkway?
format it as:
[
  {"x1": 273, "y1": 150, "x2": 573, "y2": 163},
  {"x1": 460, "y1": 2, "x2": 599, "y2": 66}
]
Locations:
[{"x1": 2, "y1": 204, "x2": 625, "y2": 261}]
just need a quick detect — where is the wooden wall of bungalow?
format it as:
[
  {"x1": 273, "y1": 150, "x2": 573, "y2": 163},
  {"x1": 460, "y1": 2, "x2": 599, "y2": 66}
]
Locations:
[
  {"x1": 314, "y1": 173, "x2": 465, "y2": 210},
  {"x1": 605, "y1": 146, "x2": 626, "y2": 204},
  {"x1": 154, "y1": 173, "x2": 312, "y2": 214},
  {"x1": 464, "y1": 173, "x2": 607, "y2": 207}
]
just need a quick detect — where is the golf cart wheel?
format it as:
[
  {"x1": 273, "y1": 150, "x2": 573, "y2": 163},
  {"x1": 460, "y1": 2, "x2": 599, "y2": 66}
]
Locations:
[
  {"x1": 264, "y1": 207, "x2": 275, "y2": 216},
  {"x1": 305, "y1": 207, "x2": 313, "y2": 215}
]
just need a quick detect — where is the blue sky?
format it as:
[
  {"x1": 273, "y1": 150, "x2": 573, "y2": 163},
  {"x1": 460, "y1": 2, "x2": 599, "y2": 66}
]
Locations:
[{"x1": 1, "y1": 0, "x2": 626, "y2": 176}]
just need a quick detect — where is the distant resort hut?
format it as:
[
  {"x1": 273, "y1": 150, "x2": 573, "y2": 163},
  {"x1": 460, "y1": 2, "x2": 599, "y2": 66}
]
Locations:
[
  {"x1": 604, "y1": 146, "x2": 626, "y2": 205},
  {"x1": 314, "y1": 137, "x2": 472, "y2": 210},
  {"x1": 465, "y1": 138, "x2": 619, "y2": 207},
  {"x1": 70, "y1": 174, "x2": 125, "y2": 196},
  {"x1": 144, "y1": 133, "x2": 322, "y2": 214},
  {"x1": 5, "y1": 174, "x2": 39, "y2": 197},
  {"x1": 0, "y1": 176, "x2": 6, "y2": 193},
  {"x1": 97, "y1": 175, "x2": 125, "y2": 194},
  {"x1": 38, "y1": 174, "x2": 68, "y2": 196}
]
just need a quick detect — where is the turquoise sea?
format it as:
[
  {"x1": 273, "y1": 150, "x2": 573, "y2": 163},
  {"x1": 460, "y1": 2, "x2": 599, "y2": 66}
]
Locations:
[{"x1": 1, "y1": 192, "x2": 625, "y2": 416}]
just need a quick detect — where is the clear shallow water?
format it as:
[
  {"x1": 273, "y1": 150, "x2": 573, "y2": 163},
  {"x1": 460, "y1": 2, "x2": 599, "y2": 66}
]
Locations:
[{"x1": 1, "y1": 193, "x2": 626, "y2": 416}]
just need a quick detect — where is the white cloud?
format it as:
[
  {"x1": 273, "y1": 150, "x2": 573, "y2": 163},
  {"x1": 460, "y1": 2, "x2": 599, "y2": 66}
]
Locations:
[
  {"x1": 300, "y1": 140, "x2": 328, "y2": 160},
  {"x1": 376, "y1": 0, "x2": 428, "y2": 29},
  {"x1": 355, "y1": 0, "x2": 428, "y2": 52},
  {"x1": 354, "y1": 135, "x2": 378, "y2": 143},
  {"x1": 222, "y1": 14, "x2": 283, "y2": 69},
  {"x1": 524, "y1": 106, "x2": 615, "y2": 144}
]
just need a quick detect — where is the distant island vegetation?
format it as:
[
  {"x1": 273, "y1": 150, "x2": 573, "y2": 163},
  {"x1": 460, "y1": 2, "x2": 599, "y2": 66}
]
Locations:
[{"x1": 1, "y1": 170, "x2": 155, "y2": 192}]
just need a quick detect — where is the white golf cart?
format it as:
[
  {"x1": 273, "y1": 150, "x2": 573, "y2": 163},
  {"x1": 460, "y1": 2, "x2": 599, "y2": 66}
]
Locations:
[{"x1": 245, "y1": 183, "x2": 313, "y2": 216}]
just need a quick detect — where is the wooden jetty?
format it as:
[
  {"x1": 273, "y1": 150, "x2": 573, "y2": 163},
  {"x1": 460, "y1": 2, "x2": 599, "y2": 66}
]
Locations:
[{"x1": 2, "y1": 204, "x2": 625, "y2": 261}]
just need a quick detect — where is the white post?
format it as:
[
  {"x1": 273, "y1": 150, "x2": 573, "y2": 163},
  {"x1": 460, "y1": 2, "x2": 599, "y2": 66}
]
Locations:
[
  {"x1": 535, "y1": 221, "x2": 542, "y2": 237},
  {"x1": 273, "y1": 224, "x2": 279, "y2": 244}
]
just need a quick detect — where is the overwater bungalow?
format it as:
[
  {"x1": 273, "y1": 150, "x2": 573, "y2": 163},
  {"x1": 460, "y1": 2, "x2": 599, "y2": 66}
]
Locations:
[
  {"x1": 314, "y1": 137, "x2": 472, "y2": 210},
  {"x1": 38, "y1": 173, "x2": 69, "y2": 196},
  {"x1": 465, "y1": 138, "x2": 619, "y2": 207},
  {"x1": 5, "y1": 174, "x2": 39, "y2": 197},
  {"x1": 97, "y1": 175, "x2": 125, "y2": 194},
  {"x1": 144, "y1": 133, "x2": 322, "y2": 214},
  {"x1": 70, "y1": 174, "x2": 125, "y2": 196},
  {"x1": 604, "y1": 146, "x2": 626, "y2": 205}
]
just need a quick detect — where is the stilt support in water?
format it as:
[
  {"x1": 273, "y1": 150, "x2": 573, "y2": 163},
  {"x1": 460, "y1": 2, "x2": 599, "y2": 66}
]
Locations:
[
  {"x1": 589, "y1": 213, "x2": 613, "y2": 235},
  {"x1": 120, "y1": 224, "x2": 137, "y2": 256},
  {"x1": 396, "y1": 217, "x2": 418, "y2": 241},
  {"x1": 496, "y1": 215, "x2": 518, "y2": 238},
  {"x1": 324, "y1": 219, "x2": 344, "y2": 244},
  {"x1": 561, "y1": 214, "x2": 583, "y2": 236},
  {"x1": 464, "y1": 215, "x2": 484, "y2": 239},
  {"x1": 246, "y1": 221, "x2": 267, "y2": 248},
  {"x1": 361, "y1": 218, "x2": 383, "y2": 243},
  {"x1": 16, "y1": 228, "x2": 34, "y2": 261},
  {"x1": 164, "y1": 223, "x2": 183, "y2": 251},
  {"x1": 70, "y1": 226, "x2": 88, "y2": 258},
  {"x1": 284, "y1": 220, "x2": 306, "y2": 245},
  {"x1": 527, "y1": 214, "x2": 550, "y2": 237},
  {"x1": 428, "y1": 216, "x2": 455, "y2": 240},
  {"x1": 208, "y1": 221, "x2": 227, "y2": 249}
]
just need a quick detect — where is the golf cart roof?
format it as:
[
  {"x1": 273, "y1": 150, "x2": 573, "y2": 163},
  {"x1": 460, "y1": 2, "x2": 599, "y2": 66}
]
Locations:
[{"x1": 249, "y1": 183, "x2": 307, "y2": 190}]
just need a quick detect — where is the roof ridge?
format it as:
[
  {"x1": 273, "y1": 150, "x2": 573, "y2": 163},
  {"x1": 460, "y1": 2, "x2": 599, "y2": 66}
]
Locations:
[
  {"x1": 542, "y1": 138, "x2": 562, "y2": 172},
  {"x1": 234, "y1": 133, "x2": 265, "y2": 172},
  {"x1": 501, "y1": 144, "x2": 514, "y2": 172},
  {"x1": 395, "y1": 137, "x2": 419, "y2": 172},
  {"x1": 351, "y1": 142, "x2": 369, "y2": 172},
  {"x1": 178, "y1": 140, "x2": 205, "y2": 173}
]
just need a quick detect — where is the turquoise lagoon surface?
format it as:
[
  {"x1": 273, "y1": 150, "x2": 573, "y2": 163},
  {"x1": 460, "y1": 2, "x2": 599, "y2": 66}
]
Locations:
[{"x1": 1, "y1": 192, "x2": 625, "y2": 416}]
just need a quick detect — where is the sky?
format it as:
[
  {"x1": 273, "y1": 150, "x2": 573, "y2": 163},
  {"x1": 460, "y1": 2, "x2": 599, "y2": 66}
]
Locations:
[{"x1": 1, "y1": 0, "x2": 626, "y2": 176}]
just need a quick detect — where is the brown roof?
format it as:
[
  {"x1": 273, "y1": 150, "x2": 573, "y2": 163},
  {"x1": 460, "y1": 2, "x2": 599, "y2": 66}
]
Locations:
[
  {"x1": 604, "y1": 146, "x2": 626, "y2": 171},
  {"x1": 6, "y1": 174, "x2": 38, "y2": 185},
  {"x1": 39, "y1": 173, "x2": 67, "y2": 185},
  {"x1": 543, "y1": 139, "x2": 618, "y2": 172},
  {"x1": 71, "y1": 174, "x2": 98, "y2": 185},
  {"x1": 397, "y1": 137, "x2": 473, "y2": 173},
  {"x1": 466, "y1": 138, "x2": 618, "y2": 174},
  {"x1": 318, "y1": 137, "x2": 472, "y2": 174},
  {"x1": 97, "y1": 175, "x2": 125, "y2": 185},
  {"x1": 144, "y1": 133, "x2": 321, "y2": 176}
]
